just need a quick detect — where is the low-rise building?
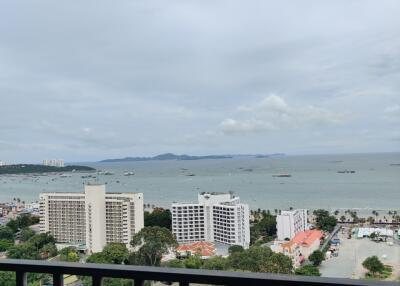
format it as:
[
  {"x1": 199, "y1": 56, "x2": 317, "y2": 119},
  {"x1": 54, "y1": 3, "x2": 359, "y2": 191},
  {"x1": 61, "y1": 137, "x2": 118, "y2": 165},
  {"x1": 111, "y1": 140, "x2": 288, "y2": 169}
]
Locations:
[
  {"x1": 271, "y1": 240, "x2": 304, "y2": 268},
  {"x1": 291, "y1": 230, "x2": 324, "y2": 258},
  {"x1": 272, "y1": 229, "x2": 323, "y2": 266}
]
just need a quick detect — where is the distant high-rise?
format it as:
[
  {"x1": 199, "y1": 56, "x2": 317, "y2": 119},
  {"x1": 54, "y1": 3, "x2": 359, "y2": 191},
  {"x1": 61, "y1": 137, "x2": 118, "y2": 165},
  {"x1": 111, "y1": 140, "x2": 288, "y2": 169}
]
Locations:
[
  {"x1": 43, "y1": 159, "x2": 64, "y2": 167},
  {"x1": 277, "y1": 209, "x2": 308, "y2": 240},
  {"x1": 0, "y1": 160, "x2": 7, "y2": 166},
  {"x1": 172, "y1": 192, "x2": 250, "y2": 248},
  {"x1": 39, "y1": 184, "x2": 144, "y2": 253}
]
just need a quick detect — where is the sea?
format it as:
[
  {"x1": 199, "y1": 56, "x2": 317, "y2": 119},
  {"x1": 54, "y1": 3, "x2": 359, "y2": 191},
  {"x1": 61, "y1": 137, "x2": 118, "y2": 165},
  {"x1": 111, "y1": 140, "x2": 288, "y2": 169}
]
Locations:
[{"x1": 0, "y1": 153, "x2": 399, "y2": 214}]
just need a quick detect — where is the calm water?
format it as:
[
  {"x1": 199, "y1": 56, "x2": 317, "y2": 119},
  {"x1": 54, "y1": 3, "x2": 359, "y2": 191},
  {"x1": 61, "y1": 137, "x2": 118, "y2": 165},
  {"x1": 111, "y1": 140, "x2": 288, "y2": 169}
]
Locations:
[{"x1": 0, "y1": 153, "x2": 399, "y2": 212}]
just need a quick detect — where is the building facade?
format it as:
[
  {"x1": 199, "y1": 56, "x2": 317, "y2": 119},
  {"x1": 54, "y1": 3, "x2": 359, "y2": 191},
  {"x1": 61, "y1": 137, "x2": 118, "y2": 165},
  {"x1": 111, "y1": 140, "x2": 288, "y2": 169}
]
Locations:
[
  {"x1": 277, "y1": 209, "x2": 308, "y2": 240},
  {"x1": 172, "y1": 192, "x2": 250, "y2": 248},
  {"x1": 39, "y1": 184, "x2": 144, "y2": 253},
  {"x1": 43, "y1": 159, "x2": 64, "y2": 167}
]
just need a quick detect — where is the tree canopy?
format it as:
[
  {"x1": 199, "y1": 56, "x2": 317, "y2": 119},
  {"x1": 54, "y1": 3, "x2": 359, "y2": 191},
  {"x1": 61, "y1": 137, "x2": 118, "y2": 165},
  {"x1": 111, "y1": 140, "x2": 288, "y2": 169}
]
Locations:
[
  {"x1": 308, "y1": 250, "x2": 325, "y2": 266},
  {"x1": 144, "y1": 208, "x2": 172, "y2": 230},
  {"x1": 130, "y1": 226, "x2": 177, "y2": 266},
  {"x1": 362, "y1": 256, "x2": 384, "y2": 276},
  {"x1": 295, "y1": 265, "x2": 321, "y2": 276},
  {"x1": 313, "y1": 209, "x2": 337, "y2": 232}
]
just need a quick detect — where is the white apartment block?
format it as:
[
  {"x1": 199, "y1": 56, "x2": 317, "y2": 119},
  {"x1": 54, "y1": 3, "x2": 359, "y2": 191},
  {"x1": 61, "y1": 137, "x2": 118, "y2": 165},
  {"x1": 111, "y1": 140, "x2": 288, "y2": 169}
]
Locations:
[
  {"x1": 277, "y1": 209, "x2": 308, "y2": 240},
  {"x1": 43, "y1": 159, "x2": 64, "y2": 167},
  {"x1": 172, "y1": 192, "x2": 250, "y2": 248},
  {"x1": 0, "y1": 160, "x2": 7, "y2": 166},
  {"x1": 39, "y1": 184, "x2": 144, "y2": 253}
]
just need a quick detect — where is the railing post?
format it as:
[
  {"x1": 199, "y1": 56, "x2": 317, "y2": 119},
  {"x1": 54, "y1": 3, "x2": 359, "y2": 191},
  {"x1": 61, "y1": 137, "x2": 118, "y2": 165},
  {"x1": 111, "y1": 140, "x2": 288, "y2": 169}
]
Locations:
[
  {"x1": 53, "y1": 272, "x2": 64, "y2": 286},
  {"x1": 92, "y1": 275, "x2": 103, "y2": 286},
  {"x1": 16, "y1": 271, "x2": 27, "y2": 286}
]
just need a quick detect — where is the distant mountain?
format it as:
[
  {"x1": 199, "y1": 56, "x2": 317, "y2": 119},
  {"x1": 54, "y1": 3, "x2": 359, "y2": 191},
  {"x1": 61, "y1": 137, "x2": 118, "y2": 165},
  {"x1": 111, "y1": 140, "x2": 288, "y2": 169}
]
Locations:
[
  {"x1": 99, "y1": 152, "x2": 286, "y2": 163},
  {"x1": 99, "y1": 153, "x2": 233, "y2": 163},
  {"x1": 0, "y1": 164, "x2": 95, "y2": 175}
]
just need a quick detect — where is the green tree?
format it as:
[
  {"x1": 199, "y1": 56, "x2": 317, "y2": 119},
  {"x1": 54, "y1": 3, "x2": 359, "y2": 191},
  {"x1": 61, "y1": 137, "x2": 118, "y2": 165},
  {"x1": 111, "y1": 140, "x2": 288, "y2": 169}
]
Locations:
[
  {"x1": 201, "y1": 256, "x2": 228, "y2": 270},
  {"x1": 295, "y1": 265, "x2": 321, "y2": 276},
  {"x1": 362, "y1": 256, "x2": 384, "y2": 276},
  {"x1": 7, "y1": 243, "x2": 37, "y2": 259},
  {"x1": 0, "y1": 239, "x2": 13, "y2": 252},
  {"x1": 166, "y1": 259, "x2": 184, "y2": 268},
  {"x1": 228, "y1": 246, "x2": 293, "y2": 274},
  {"x1": 130, "y1": 226, "x2": 177, "y2": 266},
  {"x1": 0, "y1": 226, "x2": 15, "y2": 241},
  {"x1": 228, "y1": 245, "x2": 244, "y2": 255},
  {"x1": 0, "y1": 271, "x2": 15, "y2": 286},
  {"x1": 59, "y1": 247, "x2": 80, "y2": 262},
  {"x1": 40, "y1": 243, "x2": 57, "y2": 259},
  {"x1": 20, "y1": 227, "x2": 35, "y2": 242},
  {"x1": 313, "y1": 209, "x2": 337, "y2": 232},
  {"x1": 250, "y1": 213, "x2": 277, "y2": 244},
  {"x1": 6, "y1": 214, "x2": 39, "y2": 233},
  {"x1": 102, "y1": 243, "x2": 129, "y2": 264},
  {"x1": 144, "y1": 208, "x2": 172, "y2": 230},
  {"x1": 86, "y1": 252, "x2": 108, "y2": 264},
  {"x1": 184, "y1": 254, "x2": 203, "y2": 269},
  {"x1": 309, "y1": 250, "x2": 325, "y2": 266}
]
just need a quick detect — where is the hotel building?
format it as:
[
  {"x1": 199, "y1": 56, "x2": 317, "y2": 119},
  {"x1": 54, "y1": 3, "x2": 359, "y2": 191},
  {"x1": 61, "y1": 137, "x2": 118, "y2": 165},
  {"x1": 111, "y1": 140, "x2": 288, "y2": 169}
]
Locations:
[
  {"x1": 39, "y1": 184, "x2": 144, "y2": 253},
  {"x1": 43, "y1": 159, "x2": 65, "y2": 167},
  {"x1": 277, "y1": 209, "x2": 308, "y2": 240},
  {"x1": 172, "y1": 192, "x2": 250, "y2": 248}
]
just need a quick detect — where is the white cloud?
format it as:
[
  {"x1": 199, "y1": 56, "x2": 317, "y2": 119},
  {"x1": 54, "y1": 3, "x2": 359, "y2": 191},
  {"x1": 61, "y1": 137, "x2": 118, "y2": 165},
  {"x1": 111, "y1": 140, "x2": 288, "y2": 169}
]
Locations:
[
  {"x1": 221, "y1": 95, "x2": 346, "y2": 134},
  {"x1": 220, "y1": 118, "x2": 275, "y2": 134},
  {"x1": 384, "y1": 104, "x2": 400, "y2": 122}
]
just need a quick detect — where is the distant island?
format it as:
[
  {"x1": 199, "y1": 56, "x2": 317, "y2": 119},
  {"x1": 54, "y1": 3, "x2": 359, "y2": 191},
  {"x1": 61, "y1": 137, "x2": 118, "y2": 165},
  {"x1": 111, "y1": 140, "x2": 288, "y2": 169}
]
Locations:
[
  {"x1": 100, "y1": 152, "x2": 286, "y2": 163},
  {"x1": 0, "y1": 164, "x2": 95, "y2": 175},
  {"x1": 100, "y1": 153, "x2": 232, "y2": 163}
]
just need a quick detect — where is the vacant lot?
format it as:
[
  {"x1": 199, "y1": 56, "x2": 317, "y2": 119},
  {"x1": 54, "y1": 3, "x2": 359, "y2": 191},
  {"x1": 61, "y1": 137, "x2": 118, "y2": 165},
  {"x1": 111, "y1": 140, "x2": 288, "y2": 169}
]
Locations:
[{"x1": 320, "y1": 232, "x2": 400, "y2": 280}]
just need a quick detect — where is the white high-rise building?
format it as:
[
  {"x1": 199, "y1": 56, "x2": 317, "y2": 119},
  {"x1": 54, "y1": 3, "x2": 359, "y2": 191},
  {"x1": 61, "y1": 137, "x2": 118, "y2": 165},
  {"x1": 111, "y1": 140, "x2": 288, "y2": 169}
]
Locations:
[
  {"x1": 39, "y1": 184, "x2": 144, "y2": 253},
  {"x1": 172, "y1": 192, "x2": 250, "y2": 248},
  {"x1": 277, "y1": 209, "x2": 308, "y2": 240},
  {"x1": 43, "y1": 159, "x2": 64, "y2": 167},
  {"x1": 0, "y1": 160, "x2": 7, "y2": 166}
]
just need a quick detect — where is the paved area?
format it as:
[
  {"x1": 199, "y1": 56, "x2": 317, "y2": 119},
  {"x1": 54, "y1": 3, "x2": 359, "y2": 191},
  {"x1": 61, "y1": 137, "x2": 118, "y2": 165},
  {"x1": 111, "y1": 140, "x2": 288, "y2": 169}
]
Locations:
[{"x1": 320, "y1": 231, "x2": 400, "y2": 280}]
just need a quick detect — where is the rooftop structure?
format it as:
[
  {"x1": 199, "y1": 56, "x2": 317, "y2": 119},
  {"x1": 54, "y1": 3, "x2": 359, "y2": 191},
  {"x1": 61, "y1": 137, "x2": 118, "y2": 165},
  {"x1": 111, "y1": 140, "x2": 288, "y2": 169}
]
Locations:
[
  {"x1": 176, "y1": 241, "x2": 216, "y2": 257},
  {"x1": 356, "y1": 228, "x2": 394, "y2": 238}
]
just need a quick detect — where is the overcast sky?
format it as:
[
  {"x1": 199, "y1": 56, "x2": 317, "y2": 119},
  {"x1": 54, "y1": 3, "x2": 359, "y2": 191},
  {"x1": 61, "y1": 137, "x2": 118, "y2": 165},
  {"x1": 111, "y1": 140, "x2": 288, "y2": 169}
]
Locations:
[{"x1": 1, "y1": 0, "x2": 400, "y2": 163}]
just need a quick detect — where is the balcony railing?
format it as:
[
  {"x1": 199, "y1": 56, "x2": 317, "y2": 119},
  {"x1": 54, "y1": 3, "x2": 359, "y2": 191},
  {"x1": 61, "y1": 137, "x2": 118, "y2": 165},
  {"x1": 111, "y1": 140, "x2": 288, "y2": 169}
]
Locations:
[{"x1": 0, "y1": 259, "x2": 398, "y2": 286}]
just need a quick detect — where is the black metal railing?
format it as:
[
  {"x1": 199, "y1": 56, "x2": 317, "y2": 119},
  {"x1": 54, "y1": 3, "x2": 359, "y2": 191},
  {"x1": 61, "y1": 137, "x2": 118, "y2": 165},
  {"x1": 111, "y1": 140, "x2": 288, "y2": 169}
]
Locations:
[{"x1": 0, "y1": 259, "x2": 398, "y2": 286}]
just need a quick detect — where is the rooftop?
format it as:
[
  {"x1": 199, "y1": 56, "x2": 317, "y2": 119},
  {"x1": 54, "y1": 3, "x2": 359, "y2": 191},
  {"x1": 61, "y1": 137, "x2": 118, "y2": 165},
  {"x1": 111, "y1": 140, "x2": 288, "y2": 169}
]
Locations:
[{"x1": 292, "y1": 230, "x2": 324, "y2": 247}]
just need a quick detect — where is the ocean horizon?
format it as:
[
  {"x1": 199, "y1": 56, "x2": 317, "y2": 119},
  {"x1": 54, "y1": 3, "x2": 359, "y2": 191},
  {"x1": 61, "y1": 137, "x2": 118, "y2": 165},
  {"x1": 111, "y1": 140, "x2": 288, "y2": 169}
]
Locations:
[{"x1": 1, "y1": 153, "x2": 399, "y2": 213}]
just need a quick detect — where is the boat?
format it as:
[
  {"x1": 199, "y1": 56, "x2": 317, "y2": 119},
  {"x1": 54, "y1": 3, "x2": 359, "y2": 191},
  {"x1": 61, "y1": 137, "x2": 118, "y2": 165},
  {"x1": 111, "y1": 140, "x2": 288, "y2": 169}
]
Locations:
[
  {"x1": 60, "y1": 174, "x2": 72, "y2": 178},
  {"x1": 272, "y1": 174, "x2": 291, "y2": 178},
  {"x1": 123, "y1": 171, "x2": 135, "y2": 176},
  {"x1": 337, "y1": 170, "x2": 356, "y2": 174},
  {"x1": 99, "y1": 171, "x2": 114, "y2": 175}
]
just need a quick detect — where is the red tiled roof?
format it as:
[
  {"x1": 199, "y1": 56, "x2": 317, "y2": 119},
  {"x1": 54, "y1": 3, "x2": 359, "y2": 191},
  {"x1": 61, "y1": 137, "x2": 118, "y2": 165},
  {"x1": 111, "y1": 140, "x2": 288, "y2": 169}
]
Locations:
[
  {"x1": 292, "y1": 230, "x2": 323, "y2": 247},
  {"x1": 176, "y1": 241, "x2": 216, "y2": 257}
]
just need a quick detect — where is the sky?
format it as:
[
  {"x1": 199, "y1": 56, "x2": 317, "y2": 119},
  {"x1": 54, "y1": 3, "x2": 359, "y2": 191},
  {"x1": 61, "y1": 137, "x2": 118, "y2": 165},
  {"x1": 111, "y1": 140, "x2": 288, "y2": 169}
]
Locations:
[{"x1": 0, "y1": 0, "x2": 399, "y2": 163}]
